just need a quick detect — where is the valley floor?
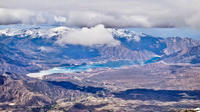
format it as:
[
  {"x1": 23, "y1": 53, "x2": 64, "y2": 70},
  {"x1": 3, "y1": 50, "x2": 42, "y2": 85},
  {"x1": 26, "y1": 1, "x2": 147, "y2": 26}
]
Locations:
[{"x1": 26, "y1": 62, "x2": 200, "y2": 112}]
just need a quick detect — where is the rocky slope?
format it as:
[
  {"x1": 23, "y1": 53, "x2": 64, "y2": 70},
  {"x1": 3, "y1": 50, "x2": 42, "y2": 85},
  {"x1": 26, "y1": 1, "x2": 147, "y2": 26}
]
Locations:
[
  {"x1": 0, "y1": 72, "x2": 87, "y2": 112},
  {"x1": 0, "y1": 26, "x2": 199, "y2": 64},
  {"x1": 0, "y1": 25, "x2": 200, "y2": 112}
]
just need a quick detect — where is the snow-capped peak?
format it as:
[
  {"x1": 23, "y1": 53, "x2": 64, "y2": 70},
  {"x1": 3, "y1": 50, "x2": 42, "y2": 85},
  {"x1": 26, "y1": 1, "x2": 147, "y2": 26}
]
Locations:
[
  {"x1": 111, "y1": 28, "x2": 146, "y2": 42},
  {"x1": 0, "y1": 25, "x2": 146, "y2": 43},
  {"x1": 0, "y1": 25, "x2": 71, "y2": 38}
]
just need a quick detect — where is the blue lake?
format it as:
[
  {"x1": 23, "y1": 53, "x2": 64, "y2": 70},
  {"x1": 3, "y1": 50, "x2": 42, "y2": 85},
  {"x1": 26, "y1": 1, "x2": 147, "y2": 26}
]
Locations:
[{"x1": 27, "y1": 57, "x2": 160, "y2": 78}]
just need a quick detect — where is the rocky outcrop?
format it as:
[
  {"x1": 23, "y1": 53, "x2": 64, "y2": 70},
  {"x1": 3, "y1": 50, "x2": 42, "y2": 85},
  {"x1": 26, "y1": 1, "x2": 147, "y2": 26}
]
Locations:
[
  {"x1": 0, "y1": 73, "x2": 52, "y2": 106},
  {"x1": 0, "y1": 73, "x2": 86, "y2": 111}
]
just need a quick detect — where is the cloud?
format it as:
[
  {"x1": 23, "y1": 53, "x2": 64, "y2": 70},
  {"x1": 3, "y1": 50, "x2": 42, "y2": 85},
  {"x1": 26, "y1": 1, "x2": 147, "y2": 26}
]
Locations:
[
  {"x1": 0, "y1": 8, "x2": 66, "y2": 25},
  {"x1": 0, "y1": 0, "x2": 200, "y2": 29},
  {"x1": 65, "y1": 11, "x2": 151, "y2": 28},
  {"x1": 39, "y1": 46, "x2": 55, "y2": 52},
  {"x1": 185, "y1": 12, "x2": 200, "y2": 29},
  {"x1": 133, "y1": 35, "x2": 141, "y2": 42},
  {"x1": 56, "y1": 24, "x2": 120, "y2": 46}
]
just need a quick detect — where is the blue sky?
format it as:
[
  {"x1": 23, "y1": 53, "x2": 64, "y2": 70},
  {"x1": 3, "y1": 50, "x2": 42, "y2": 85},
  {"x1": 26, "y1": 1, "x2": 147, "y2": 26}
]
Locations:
[{"x1": 128, "y1": 28, "x2": 200, "y2": 40}]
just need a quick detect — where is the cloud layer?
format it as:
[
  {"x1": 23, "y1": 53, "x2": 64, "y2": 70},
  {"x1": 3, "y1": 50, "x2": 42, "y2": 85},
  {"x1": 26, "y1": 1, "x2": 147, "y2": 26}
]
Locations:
[
  {"x1": 0, "y1": 8, "x2": 66, "y2": 25},
  {"x1": 56, "y1": 24, "x2": 119, "y2": 46},
  {"x1": 0, "y1": 0, "x2": 200, "y2": 28}
]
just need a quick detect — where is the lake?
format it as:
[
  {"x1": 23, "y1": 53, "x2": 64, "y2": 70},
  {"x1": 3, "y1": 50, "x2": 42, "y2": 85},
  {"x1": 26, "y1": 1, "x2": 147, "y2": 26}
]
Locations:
[{"x1": 27, "y1": 57, "x2": 160, "y2": 79}]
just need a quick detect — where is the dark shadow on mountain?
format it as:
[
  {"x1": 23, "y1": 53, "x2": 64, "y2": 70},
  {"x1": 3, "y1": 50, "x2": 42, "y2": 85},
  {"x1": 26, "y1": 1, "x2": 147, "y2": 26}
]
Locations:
[
  {"x1": 47, "y1": 81, "x2": 107, "y2": 94},
  {"x1": 115, "y1": 34, "x2": 166, "y2": 55},
  {"x1": 73, "y1": 103, "x2": 107, "y2": 110},
  {"x1": 66, "y1": 103, "x2": 109, "y2": 112},
  {"x1": 0, "y1": 75, "x2": 6, "y2": 85},
  {"x1": 60, "y1": 45, "x2": 100, "y2": 59},
  {"x1": 113, "y1": 88, "x2": 200, "y2": 102},
  {"x1": 191, "y1": 57, "x2": 200, "y2": 64}
]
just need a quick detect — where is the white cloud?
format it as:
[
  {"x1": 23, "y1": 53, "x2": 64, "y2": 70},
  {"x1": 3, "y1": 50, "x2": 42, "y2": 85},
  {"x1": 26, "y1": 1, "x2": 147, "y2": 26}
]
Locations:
[
  {"x1": 133, "y1": 35, "x2": 141, "y2": 42},
  {"x1": 0, "y1": 0, "x2": 200, "y2": 29},
  {"x1": 0, "y1": 8, "x2": 66, "y2": 25},
  {"x1": 56, "y1": 24, "x2": 120, "y2": 46},
  {"x1": 185, "y1": 12, "x2": 200, "y2": 29},
  {"x1": 39, "y1": 46, "x2": 55, "y2": 52}
]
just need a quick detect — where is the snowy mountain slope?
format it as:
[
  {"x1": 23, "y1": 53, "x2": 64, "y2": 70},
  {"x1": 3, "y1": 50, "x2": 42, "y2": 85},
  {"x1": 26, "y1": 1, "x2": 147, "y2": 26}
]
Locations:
[{"x1": 0, "y1": 25, "x2": 199, "y2": 64}]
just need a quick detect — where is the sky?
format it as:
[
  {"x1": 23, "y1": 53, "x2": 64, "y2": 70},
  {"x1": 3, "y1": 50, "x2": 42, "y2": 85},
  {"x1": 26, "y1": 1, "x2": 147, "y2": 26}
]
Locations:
[
  {"x1": 0, "y1": 0, "x2": 200, "y2": 46},
  {"x1": 0, "y1": 0, "x2": 200, "y2": 29},
  {"x1": 128, "y1": 28, "x2": 200, "y2": 40}
]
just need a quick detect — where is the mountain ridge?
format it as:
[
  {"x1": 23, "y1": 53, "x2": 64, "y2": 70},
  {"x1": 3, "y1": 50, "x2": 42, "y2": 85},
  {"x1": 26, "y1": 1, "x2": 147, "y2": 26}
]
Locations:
[{"x1": 0, "y1": 25, "x2": 200, "y2": 112}]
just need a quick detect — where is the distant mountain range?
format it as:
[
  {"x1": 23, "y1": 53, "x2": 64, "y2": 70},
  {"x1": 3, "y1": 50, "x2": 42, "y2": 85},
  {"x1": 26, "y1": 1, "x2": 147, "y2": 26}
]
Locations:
[
  {"x1": 0, "y1": 26, "x2": 200, "y2": 74},
  {"x1": 0, "y1": 25, "x2": 200, "y2": 112}
]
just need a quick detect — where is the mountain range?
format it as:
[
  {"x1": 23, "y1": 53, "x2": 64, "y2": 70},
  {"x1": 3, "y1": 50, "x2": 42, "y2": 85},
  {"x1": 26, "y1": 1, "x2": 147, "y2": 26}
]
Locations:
[{"x1": 0, "y1": 25, "x2": 200, "y2": 112}]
